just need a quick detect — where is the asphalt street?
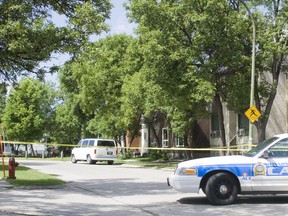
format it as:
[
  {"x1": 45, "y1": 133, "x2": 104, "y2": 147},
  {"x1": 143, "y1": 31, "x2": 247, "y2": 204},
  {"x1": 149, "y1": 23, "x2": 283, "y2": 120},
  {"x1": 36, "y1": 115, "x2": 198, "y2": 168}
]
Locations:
[{"x1": 1, "y1": 160, "x2": 288, "y2": 216}]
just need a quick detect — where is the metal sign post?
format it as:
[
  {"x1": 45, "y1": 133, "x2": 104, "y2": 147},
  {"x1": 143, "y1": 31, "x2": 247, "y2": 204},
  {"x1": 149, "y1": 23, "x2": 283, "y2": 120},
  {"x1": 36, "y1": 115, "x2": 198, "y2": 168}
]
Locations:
[{"x1": 0, "y1": 135, "x2": 6, "y2": 177}]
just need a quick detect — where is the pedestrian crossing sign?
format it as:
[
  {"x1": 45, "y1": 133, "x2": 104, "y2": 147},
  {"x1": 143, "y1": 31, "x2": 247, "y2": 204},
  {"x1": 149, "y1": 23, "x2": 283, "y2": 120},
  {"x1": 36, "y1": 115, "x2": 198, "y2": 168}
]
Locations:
[{"x1": 245, "y1": 105, "x2": 261, "y2": 123}]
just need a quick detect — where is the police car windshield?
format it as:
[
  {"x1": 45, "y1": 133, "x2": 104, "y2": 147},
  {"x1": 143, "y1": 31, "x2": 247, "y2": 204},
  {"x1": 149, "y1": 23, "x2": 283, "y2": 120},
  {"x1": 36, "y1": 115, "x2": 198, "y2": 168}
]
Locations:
[{"x1": 244, "y1": 137, "x2": 279, "y2": 157}]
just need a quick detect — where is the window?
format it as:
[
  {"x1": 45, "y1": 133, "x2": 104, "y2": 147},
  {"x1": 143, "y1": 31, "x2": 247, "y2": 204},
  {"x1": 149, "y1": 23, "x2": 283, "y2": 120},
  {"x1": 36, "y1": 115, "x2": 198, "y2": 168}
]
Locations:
[
  {"x1": 269, "y1": 138, "x2": 288, "y2": 157},
  {"x1": 211, "y1": 114, "x2": 220, "y2": 131},
  {"x1": 88, "y1": 140, "x2": 95, "y2": 146},
  {"x1": 162, "y1": 128, "x2": 169, "y2": 147},
  {"x1": 175, "y1": 136, "x2": 184, "y2": 147},
  {"x1": 211, "y1": 114, "x2": 220, "y2": 138},
  {"x1": 98, "y1": 140, "x2": 115, "y2": 147},
  {"x1": 238, "y1": 114, "x2": 249, "y2": 136},
  {"x1": 81, "y1": 140, "x2": 89, "y2": 148}
]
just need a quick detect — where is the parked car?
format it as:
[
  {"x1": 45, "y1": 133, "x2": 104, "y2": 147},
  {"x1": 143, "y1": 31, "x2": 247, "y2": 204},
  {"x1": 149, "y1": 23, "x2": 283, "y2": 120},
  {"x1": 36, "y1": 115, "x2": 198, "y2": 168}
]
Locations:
[
  {"x1": 167, "y1": 133, "x2": 288, "y2": 205},
  {"x1": 71, "y1": 138, "x2": 118, "y2": 165}
]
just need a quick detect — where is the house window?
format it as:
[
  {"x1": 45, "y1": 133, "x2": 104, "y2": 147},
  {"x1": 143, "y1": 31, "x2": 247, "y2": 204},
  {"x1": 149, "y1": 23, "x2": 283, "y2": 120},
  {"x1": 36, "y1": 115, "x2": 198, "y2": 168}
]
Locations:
[
  {"x1": 238, "y1": 114, "x2": 249, "y2": 136},
  {"x1": 211, "y1": 114, "x2": 220, "y2": 138},
  {"x1": 211, "y1": 114, "x2": 220, "y2": 131},
  {"x1": 162, "y1": 128, "x2": 169, "y2": 147},
  {"x1": 175, "y1": 136, "x2": 184, "y2": 147}
]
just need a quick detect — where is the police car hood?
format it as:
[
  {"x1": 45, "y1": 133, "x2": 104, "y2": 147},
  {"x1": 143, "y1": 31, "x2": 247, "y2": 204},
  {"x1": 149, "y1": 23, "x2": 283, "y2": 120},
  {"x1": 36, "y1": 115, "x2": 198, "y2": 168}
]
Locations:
[{"x1": 178, "y1": 155, "x2": 254, "y2": 167}]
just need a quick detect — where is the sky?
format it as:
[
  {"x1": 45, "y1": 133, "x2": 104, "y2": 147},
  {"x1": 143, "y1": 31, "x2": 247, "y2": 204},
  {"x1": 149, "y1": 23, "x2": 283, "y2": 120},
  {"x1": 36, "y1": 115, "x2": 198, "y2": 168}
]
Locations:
[
  {"x1": 106, "y1": 0, "x2": 136, "y2": 36},
  {"x1": 46, "y1": 0, "x2": 136, "y2": 83}
]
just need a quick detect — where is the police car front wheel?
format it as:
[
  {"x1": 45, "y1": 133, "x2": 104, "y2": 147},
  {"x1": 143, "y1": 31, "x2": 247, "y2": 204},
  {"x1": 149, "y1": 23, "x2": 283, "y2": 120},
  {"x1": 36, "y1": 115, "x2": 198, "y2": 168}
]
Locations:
[{"x1": 205, "y1": 172, "x2": 238, "y2": 205}]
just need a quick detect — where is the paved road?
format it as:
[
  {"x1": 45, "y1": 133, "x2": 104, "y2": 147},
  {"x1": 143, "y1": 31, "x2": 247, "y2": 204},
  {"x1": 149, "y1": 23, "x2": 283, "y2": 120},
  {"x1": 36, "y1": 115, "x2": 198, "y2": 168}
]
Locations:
[{"x1": 0, "y1": 160, "x2": 287, "y2": 216}]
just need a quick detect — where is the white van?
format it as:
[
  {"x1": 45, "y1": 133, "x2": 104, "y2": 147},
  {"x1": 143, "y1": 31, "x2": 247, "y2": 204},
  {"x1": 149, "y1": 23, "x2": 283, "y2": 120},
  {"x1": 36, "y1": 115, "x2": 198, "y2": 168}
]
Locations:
[{"x1": 71, "y1": 138, "x2": 118, "y2": 165}]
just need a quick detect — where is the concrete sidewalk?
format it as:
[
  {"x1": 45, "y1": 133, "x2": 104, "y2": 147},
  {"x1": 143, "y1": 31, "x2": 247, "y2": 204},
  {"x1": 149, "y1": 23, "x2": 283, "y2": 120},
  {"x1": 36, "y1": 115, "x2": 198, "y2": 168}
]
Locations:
[
  {"x1": 0, "y1": 178, "x2": 152, "y2": 216},
  {"x1": 0, "y1": 179, "x2": 72, "y2": 216},
  {"x1": 0, "y1": 179, "x2": 13, "y2": 189},
  {"x1": 0, "y1": 159, "x2": 68, "y2": 215}
]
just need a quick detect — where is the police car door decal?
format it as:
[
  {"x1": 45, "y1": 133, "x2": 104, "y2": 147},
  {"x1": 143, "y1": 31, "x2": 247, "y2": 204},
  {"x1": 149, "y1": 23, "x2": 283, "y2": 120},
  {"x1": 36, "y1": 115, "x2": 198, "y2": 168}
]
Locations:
[{"x1": 252, "y1": 138, "x2": 288, "y2": 191}]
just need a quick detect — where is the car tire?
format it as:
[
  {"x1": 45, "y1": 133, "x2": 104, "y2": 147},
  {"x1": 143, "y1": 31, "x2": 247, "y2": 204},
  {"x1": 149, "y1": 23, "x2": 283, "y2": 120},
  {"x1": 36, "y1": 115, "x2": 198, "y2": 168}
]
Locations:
[
  {"x1": 107, "y1": 161, "x2": 114, "y2": 165},
  {"x1": 71, "y1": 154, "x2": 77, "y2": 164},
  {"x1": 205, "y1": 172, "x2": 238, "y2": 205},
  {"x1": 87, "y1": 155, "x2": 96, "y2": 164}
]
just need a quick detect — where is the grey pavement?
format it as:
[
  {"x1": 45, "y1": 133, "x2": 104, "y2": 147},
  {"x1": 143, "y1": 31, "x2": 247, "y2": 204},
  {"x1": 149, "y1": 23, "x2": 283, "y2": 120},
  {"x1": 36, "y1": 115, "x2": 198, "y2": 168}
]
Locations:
[
  {"x1": 0, "y1": 178, "x2": 13, "y2": 189},
  {"x1": 0, "y1": 178, "x2": 65, "y2": 216},
  {"x1": 0, "y1": 163, "x2": 173, "y2": 216},
  {"x1": 0, "y1": 174, "x2": 168, "y2": 216}
]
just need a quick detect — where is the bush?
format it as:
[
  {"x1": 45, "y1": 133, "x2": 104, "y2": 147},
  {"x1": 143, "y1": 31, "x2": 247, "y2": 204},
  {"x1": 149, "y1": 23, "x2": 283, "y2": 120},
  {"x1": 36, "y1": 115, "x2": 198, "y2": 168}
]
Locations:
[
  {"x1": 148, "y1": 150, "x2": 169, "y2": 161},
  {"x1": 119, "y1": 149, "x2": 133, "y2": 159}
]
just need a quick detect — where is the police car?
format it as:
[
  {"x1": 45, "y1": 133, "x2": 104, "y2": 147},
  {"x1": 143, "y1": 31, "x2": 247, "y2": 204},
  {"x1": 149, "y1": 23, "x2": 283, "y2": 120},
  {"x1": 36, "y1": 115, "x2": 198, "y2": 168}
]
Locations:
[{"x1": 167, "y1": 134, "x2": 288, "y2": 205}]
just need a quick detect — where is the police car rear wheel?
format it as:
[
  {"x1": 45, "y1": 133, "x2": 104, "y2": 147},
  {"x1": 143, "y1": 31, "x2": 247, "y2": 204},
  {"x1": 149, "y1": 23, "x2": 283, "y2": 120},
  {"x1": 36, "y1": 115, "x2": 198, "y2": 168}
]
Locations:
[{"x1": 205, "y1": 172, "x2": 238, "y2": 205}]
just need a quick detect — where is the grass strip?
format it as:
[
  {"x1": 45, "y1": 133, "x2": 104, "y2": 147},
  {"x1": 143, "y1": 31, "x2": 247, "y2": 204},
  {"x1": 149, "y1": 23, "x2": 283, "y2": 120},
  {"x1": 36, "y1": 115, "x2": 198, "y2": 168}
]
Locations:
[
  {"x1": 1, "y1": 164, "x2": 65, "y2": 187},
  {"x1": 118, "y1": 158, "x2": 178, "y2": 169}
]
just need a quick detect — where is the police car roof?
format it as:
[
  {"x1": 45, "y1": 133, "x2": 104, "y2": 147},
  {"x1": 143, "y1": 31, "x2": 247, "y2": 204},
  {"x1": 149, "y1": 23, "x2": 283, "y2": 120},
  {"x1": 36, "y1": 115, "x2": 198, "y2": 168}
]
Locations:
[{"x1": 272, "y1": 133, "x2": 288, "y2": 139}]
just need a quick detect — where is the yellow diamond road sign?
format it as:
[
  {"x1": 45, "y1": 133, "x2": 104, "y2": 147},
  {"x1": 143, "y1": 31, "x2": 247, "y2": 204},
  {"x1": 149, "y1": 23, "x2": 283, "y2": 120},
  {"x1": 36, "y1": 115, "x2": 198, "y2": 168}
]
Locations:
[{"x1": 245, "y1": 105, "x2": 261, "y2": 123}]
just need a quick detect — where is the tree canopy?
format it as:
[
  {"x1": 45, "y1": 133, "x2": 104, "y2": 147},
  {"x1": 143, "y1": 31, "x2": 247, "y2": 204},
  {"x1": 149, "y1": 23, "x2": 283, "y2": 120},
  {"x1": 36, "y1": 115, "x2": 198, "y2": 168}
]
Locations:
[
  {"x1": 58, "y1": 34, "x2": 135, "y2": 139},
  {"x1": 2, "y1": 0, "x2": 288, "y2": 145},
  {"x1": 124, "y1": 0, "x2": 288, "y2": 143},
  {"x1": 57, "y1": 0, "x2": 288, "y2": 144},
  {"x1": 2, "y1": 78, "x2": 57, "y2": 141},
  {"x1": 123, "y1": 0, "x2": 251, "y2": 143},
  {"x1": 0, "y1": 0, "x2": 112, "y2": 82}
]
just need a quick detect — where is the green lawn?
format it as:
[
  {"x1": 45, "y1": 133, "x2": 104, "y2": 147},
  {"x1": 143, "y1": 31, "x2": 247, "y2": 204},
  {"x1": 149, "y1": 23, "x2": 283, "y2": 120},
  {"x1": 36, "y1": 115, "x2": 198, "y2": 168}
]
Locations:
[
  {"x1": 0, "y1": 164, "x2": 65, "y2": 187},
  {"x1": 117, "y1": 157, "x2": 178, "y2": 169}
]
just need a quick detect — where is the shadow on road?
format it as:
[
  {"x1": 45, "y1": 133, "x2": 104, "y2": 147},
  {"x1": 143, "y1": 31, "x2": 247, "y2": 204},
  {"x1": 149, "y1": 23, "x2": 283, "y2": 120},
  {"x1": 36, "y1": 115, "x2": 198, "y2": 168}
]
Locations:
[{"x1": 178, "y1": 194, "x2": 288, "y2": 206}]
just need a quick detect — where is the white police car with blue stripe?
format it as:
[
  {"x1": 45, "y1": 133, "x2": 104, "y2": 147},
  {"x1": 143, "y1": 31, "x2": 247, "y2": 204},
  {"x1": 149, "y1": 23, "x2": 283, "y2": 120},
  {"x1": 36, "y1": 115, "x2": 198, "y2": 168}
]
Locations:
[{"x1": 167, "y1": 134, "x2": 288, "y2": 205}]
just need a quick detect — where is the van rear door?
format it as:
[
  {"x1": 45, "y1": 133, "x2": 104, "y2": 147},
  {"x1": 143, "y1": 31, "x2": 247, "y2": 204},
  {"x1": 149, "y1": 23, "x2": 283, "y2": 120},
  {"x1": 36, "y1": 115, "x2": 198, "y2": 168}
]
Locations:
[{"x1": 97, "y1": 140, "x2": 116, "y2": 158}]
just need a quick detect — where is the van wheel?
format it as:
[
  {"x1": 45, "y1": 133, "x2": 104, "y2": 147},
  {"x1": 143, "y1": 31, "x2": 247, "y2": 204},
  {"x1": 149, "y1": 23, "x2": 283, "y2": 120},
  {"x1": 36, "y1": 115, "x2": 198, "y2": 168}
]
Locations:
[
  {"x1": 71, "y1": 154, "x2": 77, "y2": 163},
  {"x1": 87, "y1": 155, "x2": 96, "y2": 164},
  {"x1": 107, "y1": 161, "x2": 114, "y2": 165},
  {"x1": 205, "y1": 172, "x2": 238, "y2": 205}
]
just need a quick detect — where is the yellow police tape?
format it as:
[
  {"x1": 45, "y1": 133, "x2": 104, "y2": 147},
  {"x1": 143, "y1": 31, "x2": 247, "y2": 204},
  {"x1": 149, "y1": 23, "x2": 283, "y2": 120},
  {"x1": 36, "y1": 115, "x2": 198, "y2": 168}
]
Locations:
[
  {"x1": 1, "y1": 140, "x2": 256, "y2": 152},
  {"x1": 1, "y1": 140, "x2": 78, "y2": 147}
]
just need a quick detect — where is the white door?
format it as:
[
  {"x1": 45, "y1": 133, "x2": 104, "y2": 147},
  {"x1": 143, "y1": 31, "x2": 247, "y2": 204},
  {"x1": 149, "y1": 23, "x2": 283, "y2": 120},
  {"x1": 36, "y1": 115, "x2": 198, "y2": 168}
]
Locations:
[
  {"x1": 251, "y1": 138, "x2": 288, "y2": 192},
  {"x1": 78, "y1": 139, "x2": 89, "y2": 160},
  {"x1": 96, "y1": 140, "x2": 116, "y2": 159}
]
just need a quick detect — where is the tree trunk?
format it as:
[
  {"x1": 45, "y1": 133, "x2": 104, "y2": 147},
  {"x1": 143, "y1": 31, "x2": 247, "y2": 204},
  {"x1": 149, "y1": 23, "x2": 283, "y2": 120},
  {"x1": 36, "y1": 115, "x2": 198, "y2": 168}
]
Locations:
[
  {"x1": 120, "y1": 131, "x2": 127, "y2": 154},
  {"x1": 254, "y1": 42, "x2": 284, "y2": 142},
  {"x1": 30, "y1": 145, "x2": 35, "y2": 156},
  {"x1": 254, "y1": 72, "x2": 280, "y2": 143},
  {"x1": 215, "y1": 93, "x2": 226, "y2": 147},
  {"x1": 256, "y1": 122, "x2": 266, "y2": 143},
  {"x1": 185, "y1": 126, "x2": 194, "y2": 159},
  {"x1": 149, "y1": 124, "x2": 161, "y2": 148}
]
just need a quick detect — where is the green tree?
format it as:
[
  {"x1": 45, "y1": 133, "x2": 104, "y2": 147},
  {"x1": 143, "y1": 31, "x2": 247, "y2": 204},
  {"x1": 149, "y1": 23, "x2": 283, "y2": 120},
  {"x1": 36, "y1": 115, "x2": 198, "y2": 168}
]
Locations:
[
  {"x1": 56, "y1": 62, "x2": 86, "y2": 143},
  {"x1": 250, "y1": 0, "x2": 288, "y2": 142},
  {"x1": 0, "y1": 0, "x2": 112, "y2": 82},
  {"x1": 59, "y1": 34, "x2": 135, "y2": 140},
  {"x1": 52, "y1": 93, "x2": 90, "y2": 144},
  {"x1": 2, "y1": 78, "x2": 57, "y2": 142},
  {"x1": 217, "y1": 1, "x2": 288, "y2": 142},
  {"x1": 126, "y1": 0, "x2": 288, "y2": 144},
  {"x1": 125, "y1": 0, "x2": 250, "y2": 146},
  {"x1": 0, "y1": 83, "x2": 8, "y2": 121}
]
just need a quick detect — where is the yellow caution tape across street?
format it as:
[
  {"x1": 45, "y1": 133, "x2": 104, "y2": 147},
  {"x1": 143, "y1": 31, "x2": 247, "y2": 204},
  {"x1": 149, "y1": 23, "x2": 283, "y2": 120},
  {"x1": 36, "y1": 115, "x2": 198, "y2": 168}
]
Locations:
[
  {"x1": 119, "y1": 146, "x2": 253, "y2": 152},
  {"x1": 1, "y1": 140, "x2": 78, "y2": 147},
  {"x1": 1, "y1": 140, "x2": 256, "y2": 152}
]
